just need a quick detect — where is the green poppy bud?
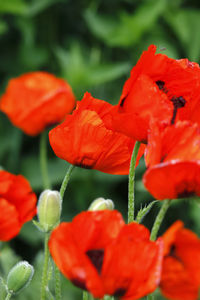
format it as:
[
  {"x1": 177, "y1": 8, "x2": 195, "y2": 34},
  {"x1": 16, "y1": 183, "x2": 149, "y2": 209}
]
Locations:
[
  {"x1": 7, "y1": 261, "x2": 34, "y2": 294},
  {"x1": 37, "y1": 189, "x2": 62, "y2": 232},
  {"x1": 88, "y1": 197, "x2": 114, "y2": 211}
]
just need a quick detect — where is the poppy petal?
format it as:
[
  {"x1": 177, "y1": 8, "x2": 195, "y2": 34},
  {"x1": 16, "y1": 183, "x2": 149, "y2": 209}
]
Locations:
[
  {"x1": 101, "y1": 223, "x2": 163, "y2": 299},
  {"x1": 0, "y1": 170, "x2": 37, "y2": 240},
  {"x1": 160, "y1": 256, "x2": 199, "y2": 300},
  {"x1": 49, "y1": 210, "x2": 124, "y2": 298},
  {"x1": 143, "y1": 161, "x2": 200, "y2": 200},
  {"x1": 49, "y1": 92, "x2": 145, "y2": 175},
  {"x1": 0, "y1": 72, "x2": 75, "y2": 135},
  {"x1": 0, "y1": 198, "x2": 20, "y2": 241}
]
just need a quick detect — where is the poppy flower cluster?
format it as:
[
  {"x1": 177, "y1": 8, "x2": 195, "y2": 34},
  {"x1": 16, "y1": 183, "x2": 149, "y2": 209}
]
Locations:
[
  {"x1": 109, "y1": 44, "x2": 200, "y2": 201},
  {"x1": 160, "y1": 221, "x2": 200, "y2": 300},
  {"x1": 1, "y1": 45, "x2": 200, "y2": 300},
  {"x1": 0, "y1": 170, "x2": 37, "y2": 241},
  {"x1": 111, "y1": 44, "x2": 200, "y2": 143},
  {"x1": 0, "y1": 71, "x2": 75, "y2": 136},
  {"x1": 49, "y1": 210, "x2": 163, "y2": 299}
]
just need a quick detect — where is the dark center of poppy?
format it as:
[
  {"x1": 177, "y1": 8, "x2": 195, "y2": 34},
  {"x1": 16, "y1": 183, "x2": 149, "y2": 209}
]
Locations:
[
  {"x1": 170, "y1": 96, "x2": 186, "y2": 124},
  {"x1": 86, "y1": 249, "x2": 104, "y2": 274},
  {"x1": 169, "y1": 244, "x2": 176, "y2": 257},
  {"x1": 71, "y1": 278, "x2": 88, "y2": 291},
  {"x1": 113, "y1": 288, "x2": 127, "y2": 297},
  {"x1": 178, "y1": 190, "x2": 196, "y2": 199},
  {"x1": 119, "y1": 95, "x2": 127, "y2": 107},
  {"x1": 155, "y1": 80, "x2": 186, "y2": 124},
  {"x1": 75, "y1": 163, "x2": 93, "y2": 169},
  {"x1": 167, "y1": 244, "x2": 183, "y2": 264},
  {"x1": 155, "y1": 80, "x2": 165, "y2": 91}
]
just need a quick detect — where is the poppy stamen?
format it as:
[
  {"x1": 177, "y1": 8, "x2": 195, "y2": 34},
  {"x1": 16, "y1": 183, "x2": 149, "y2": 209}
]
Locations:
[
  {"x1": 120, "y1": 95, "x2": 127, "y2": 107},
  {"x1": 71, "y1": 278, "x2": 88, "y2": 291},
  {"x1": 167, "y1": 244, "x2": 183, "y2": 264},
  {"x1": 86, "y1": 249, "x2": 104, "y2": 274},
  {"x1": 170, "y1": 96, "x2": 186, "y2": 124},
  {"x1": 178, "y1": 190, "x2": 196, "y2": 199},
  {"x1": 155, "y1": 80, "x2": 165, "y2": 91},
  {"x1": 113, "y1": 288, "x2": 127, "y2": 297}
]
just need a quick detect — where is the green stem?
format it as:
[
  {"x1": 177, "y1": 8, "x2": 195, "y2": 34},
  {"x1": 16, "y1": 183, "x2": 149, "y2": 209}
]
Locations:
[
  {"x1": 41, "y1": 233, "x2": 50, "y2": 300},
  {"x1": 60, "y1": 165, "x2": 75, "y2": 199},
  {"x1": 46, "y1": 288, "x2": 55, "y2": 300},
  {"x1": 40, "y1": 131, "x2": 51, "y2": 190},
  {"x1": 83, "y1": 291, "x2": 89, "y2": 300},
  {"x1": 150, "y1": 200, "x2": 171, "y2": 241},
  {"x1": 128, "y1": 141, "x2": 141, "y2": 223},
  {"x1": 54, "y1": 263, "x2": 61, "y2": 300},
  {"x1": 147, "y1": 294, "x2": 154, "y2": 300},
  {"x1": 5, "y1": 293, "x2": 12, "y2": 300}
]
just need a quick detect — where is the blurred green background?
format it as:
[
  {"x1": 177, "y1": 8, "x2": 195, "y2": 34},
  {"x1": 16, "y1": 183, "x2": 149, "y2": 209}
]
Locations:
[{"x1": 0, "y1": 0, "x2": 200, "y2": 299}]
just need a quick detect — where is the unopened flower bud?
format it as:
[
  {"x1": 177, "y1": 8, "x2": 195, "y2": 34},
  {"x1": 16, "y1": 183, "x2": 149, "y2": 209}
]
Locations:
[
  {"x1": 37, "y1": 189, "x2": 62, "y2": 232},
  {"x1": 88, "y1": 197, "x2": 114, "y2": 211},
  {"x1": 7, "y1": 261, "x2": 34, "y2": 294}
]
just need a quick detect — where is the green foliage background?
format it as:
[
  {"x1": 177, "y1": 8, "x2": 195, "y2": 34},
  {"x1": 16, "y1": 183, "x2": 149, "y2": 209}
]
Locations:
[{"x1": 0, "y1": 0, "x2": 200, "y2": 299}]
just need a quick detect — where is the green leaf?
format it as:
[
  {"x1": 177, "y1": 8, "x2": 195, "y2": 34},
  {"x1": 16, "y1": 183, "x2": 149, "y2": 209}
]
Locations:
[
  {"x1": 0, "y1": 0, "x2": 27, "y2": 15},
  {"x1": 0, "y1": 20, "x2": 7, "y2": 35},
  {"x1": 32, "y1": 220, "x2": 45, "y2": 233},
  {"x1": 136, "y1": 200, "x2": 158, "y2": 223},
  {"x1": 26, "y1": 0, "x2": 65, "y2": 17},
  {"x1": 0, "y1": 277, "x2": 6, "y2": 300},
  {"x1": 85, "y1": 0, "x2": 167, "y2": 47},
  {"x1": 0, "y1": 248, "x2": 20, "y2": 276},
  {"x1": 19, "y1": 222, "x2": 43, "y2": 246},
  {"x1": 0, "y1": 0, "x2": 65, "y2": 16},
  {"x1": 20, "y1": 155, "x2": 69, "y2": 191},
  {"x1": 55, "y1": 43, "x2": 130, "y2": 91},
  {"x1": 165, "y1": 9, "x2": 200, "y2": 61}
]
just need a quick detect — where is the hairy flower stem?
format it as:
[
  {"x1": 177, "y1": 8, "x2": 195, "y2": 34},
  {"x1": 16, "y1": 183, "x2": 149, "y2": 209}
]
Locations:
[
  {"x1": 128, "y1": 141, "x2": 141, "y2": 223},
  {"x1": 41, "y1": 233, "x2": 50, "y2": 300},
  {"x1": 147, "y1": 294, "x2": 154, "y2": 300},
  {"x1": 40, "y1": 131, "x2": 51, "y2": 190},
  {"x1": 5, "y1": 293, "x2": 12, "y2": 300},
  {"x1": 83, "y1": 291, "x2": 89, "y2": 300},
  {"x1": 150, "y1": 199, "x2": 171, "y2": 241},
  {"x1": 60, "y1": 165, "x2": 75, "y2": 199},
  {"x1": 54, "y1": 263, "x2": 61, "y2": 300}
]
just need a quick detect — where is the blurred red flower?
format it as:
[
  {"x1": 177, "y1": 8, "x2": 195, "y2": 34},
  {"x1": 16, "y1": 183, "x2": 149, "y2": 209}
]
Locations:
[
  {"x1": 160, "y1": 221, "x2": 200, "y2": 300},
  {"x1": 49, "y1": 210, "x2": 163, "y2": 299},
  {"x1": 0, "y1": 170, "x2": 37, "y2": 241},
  {"x1": 0, "y1": 72, "x2": 75, "y2": 136},
  {"x1": 143, "y1": 121, "x2": 200, "y2": 199},
  {"x1": 49, "y1": 92, "x2": 145, "y2": 175},
  {"x1": 112, "y1": 45, "x2": 200, "y2": 143}
]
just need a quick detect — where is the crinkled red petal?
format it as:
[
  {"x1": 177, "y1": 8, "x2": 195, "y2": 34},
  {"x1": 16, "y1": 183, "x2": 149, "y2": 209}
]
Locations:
[{"x1": 143, "y1": 161, "x2": 200, "y2": 200}]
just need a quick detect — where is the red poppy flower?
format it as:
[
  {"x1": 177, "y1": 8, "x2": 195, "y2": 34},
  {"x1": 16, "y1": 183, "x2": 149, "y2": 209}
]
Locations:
[
  {"x1": 160, "y1": 221, "x2": 200, "y2": 300},
  {"x1": 112, "y1": 45, "x2": 200, "y2": 142},
  {"x1": 0, "y1": 72, "x2": 75, "y2": 136},
  {"x1": 49, "y1": 210, "x2": 163, "y2": 299},
  {"x1": 143, "y1": 121, "x2": 200, "y2": 199},
  {"x1": 0, "y1": 170, "x2": 37, "y2": 241},
  {"x1": 49, "y1": 92, "x2": 145, "y2": 175}
]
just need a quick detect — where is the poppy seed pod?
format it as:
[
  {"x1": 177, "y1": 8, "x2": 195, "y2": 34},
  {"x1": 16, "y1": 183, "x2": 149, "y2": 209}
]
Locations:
[
  {"x1": 37, "y1": 190, "x2": 62, "y2": 232},
  {"x1": 7, "y1": 261, "x2": 34, "y2": 294},
  {"x1": 88, "y1": 197, "x2": 114, "y2": 211}
]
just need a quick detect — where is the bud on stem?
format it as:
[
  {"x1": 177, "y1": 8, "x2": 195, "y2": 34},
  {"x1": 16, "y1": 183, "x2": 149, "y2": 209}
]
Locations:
[
  {"x1": 37, "y1": 189, "x2": 62, "y2": 232},
  {"x1": 7, "y1": 261, "x2": 34, "y2": 294},
  {"x1": 88, "y1": 197, "x2": 114, "y2": 211}
]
